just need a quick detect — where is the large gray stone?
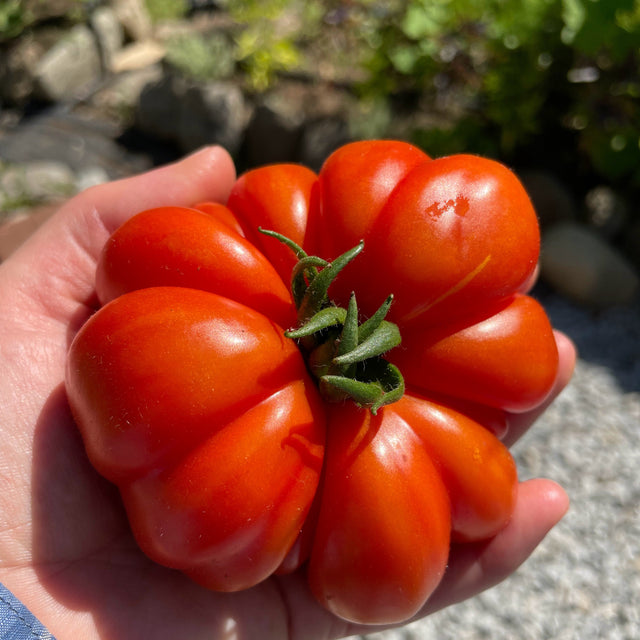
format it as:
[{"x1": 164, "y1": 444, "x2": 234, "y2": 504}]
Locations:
[
  {"x1": 298, "y1": 117, "x2": 350, "y2": 172},
  {"x1": 0, "y1": 110, "x2": 151, "y2": 179},
  {"x1": 178, "y1": 82, "x2": 251, "y2": 155},
  {"x1": 136, "y1": 74, "x2": 187, "y2": 142},
  {"x1": 540, "y1": 222, "x2": 639, "y2": 308},
  {"x1": 0, "y1": 29, "x2": 60, "y2": 105},
  {"x1": 112, "y1": 0, "x2": 153, "y2": 42},
  {"x1": 34, "y1": 25, "x2": 102, "y2": 102},
  {"x1": 1, "y1": 161, "x2": 75, "y2": 211},
  {"x1": 90, "y1": 6, "x2": 125, "y2": 72},
  {"x1": 520, "y1": 170, "x2": 577, "y2": 229}
]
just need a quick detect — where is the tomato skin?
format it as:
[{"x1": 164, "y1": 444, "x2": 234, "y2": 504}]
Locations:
[
  {"x1": 307, "y1": 403, "x2": 451, "y2": 624},
  {"x1": 312, "y1": 140, "x2": 431, "y2": 259},
  {"x1": 394, "y1": 294, "x2": 559, "y2": 412},
  {"x1": 122, "y1": 382, "x2": 324, "y2": 590},
  {"x1": 226, "y1": 164, "x2": 318, "y2": 285},
  {"x1": 319, "y1": 154, "x2": 540, "y2": 327},
  {"x1": 96, "y1": 206, "x2": 295, "y2": 328},
  {"x1": 67, "y1": 139, "x2": 563, "y2": 625},
  {"x1": 393, "y1": 393, "x2": 517, "y2": 542},
  {"x1": 67, "y1": 286, "x2": 326, "y2": 589},
  {"x1": 66, "y1": 286, "x2": 323, "y2": 482}
]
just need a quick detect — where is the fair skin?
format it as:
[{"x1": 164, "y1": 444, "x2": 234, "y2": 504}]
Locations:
[{"x1": 0, "y1": 146, "x2": 575, "y2": 640}]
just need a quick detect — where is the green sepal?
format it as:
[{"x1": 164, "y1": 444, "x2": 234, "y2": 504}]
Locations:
[
  {"x1": 285, "y1": 306, "x2": 347, "y2": 339},
  {"x1": 321, "y1": 360, "x2": 405, "y2": 415},
  {"x1": 333, "y1": 320, "x2": 401, "y2": 366},
  {"x1": 258, "y1": 228, "x2": 307, "y2": 258},
  {"x1": 297, "y1": 241, "x2": 364, "y2": 323},
  {"x1": 291, "y1": 256, "x2": 329, "y2": 307},
  {"x1": 358, "y1": 295, "x2": 394, "y2": 342},
  {"x1": 260, "y1": 228, "x2": 405, "y2": 413},
  {"x1": 337, "y1": 293, "x2": 359, "y2": 357}
]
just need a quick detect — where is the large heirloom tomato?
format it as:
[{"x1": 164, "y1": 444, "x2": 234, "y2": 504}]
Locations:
[{"x1": 66, "y1": 140, "x2": 559, "y2": 625}]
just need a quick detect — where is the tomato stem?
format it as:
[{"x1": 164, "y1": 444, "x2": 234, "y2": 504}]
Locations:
[{"x1": 259, "y1": 229, "x2": 404, "y2": 414}]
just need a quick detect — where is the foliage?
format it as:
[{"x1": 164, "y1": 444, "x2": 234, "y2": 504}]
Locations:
[
  {"x1": 144, "y1": 0, "x2": 189, "y2": 23},
  {"x1": 0, "y1": 0, "x2": 91, "y2": 42},
  {"x1": 228, "y1": 0, "x2": 324, "y2": 90},
  {"x1": 165, "y1": 32, "x2": 236, "y2": 81},
  {"x1": 0, "y1": 0, "x2": 25, "y2": 41},
  {"x1": 339, "y1": 0, "x2": 640, "y2": 191}
]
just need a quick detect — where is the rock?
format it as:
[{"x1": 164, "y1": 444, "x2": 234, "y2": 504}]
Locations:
[
  {"x1": 112, "y1": 0, "x2": 153, "y2": 42},
  {"x1": 584, "y1": 185, "x2": 629, "y2": 239},
  {"x1": 242, "y1": 85, "x2": 310, "y2": 167},
  {"x1": 519, "y1": 170, "x2": 577, "y2": 229},
  {"x1": 540, "y1": 222, "x2": 639, "y2": 308},
  {"x1": 1, "y1": 161, "x2": 75, "y2": 211},
  {"x1": 136, "y1": 74, "x2": 187, "y2": 142},
  {"x1": 177, "y1": 82, "x2": 251, "y2": 155},
  {"x1": 0, "y1": 110, "x2": 151, "y2": 179},
  {"x1": 298, "y1": 117, "x2": 351, "y2": 172},
  {"x1": 110, "y1": 41, "x2": 166, "y2": 74},
  {"x1": 622, "y1": 219, "x2": 640, "y2": 271},
  {"x1": 242, "y1": 80, "x2": 353, "y2": 167},
  {"x1": 136, "y1": 76, "x2": 251, "y2": 156},
  {"x1": 34, "y1": 25, "x2": 102, "y2": 102},
  {"x1": 22, "y1": 0, "x2": 82, "y2": 23},
  {"x1": 90, "y1": 65, "x2": 164, "y2": 123},
  {"x1": 90, "y1": 6, "x2": 125, "y2": 72},
  {"x1": 0, "y1": 29, "x2": 61, "y2": 106},
  {"x1": 75, "y1": 166, "x2": 110, "y2": 192}
]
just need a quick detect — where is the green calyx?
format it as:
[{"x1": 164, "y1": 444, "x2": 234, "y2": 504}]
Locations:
[{"x1": 260, "y1": 228, "x2": 405, "y2": 414}]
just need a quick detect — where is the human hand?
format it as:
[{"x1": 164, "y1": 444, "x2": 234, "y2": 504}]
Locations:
[{"x1": 0, "y1": 146, "x2": 574, "y2": 640}]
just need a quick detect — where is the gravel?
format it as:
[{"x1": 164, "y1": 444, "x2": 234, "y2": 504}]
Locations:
[{"x1": 359, "y1": 291, "x2": 640, "y2": 640}]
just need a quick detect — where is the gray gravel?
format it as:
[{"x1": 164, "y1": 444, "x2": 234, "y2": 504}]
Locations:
[{"x1": 360, "y1": 291, "x2": 640, "y2": 640}]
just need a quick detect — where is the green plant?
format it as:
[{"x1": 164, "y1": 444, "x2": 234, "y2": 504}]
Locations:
[
  {"x1": 0, "y1": 0, "x2": 26, "y2": 41},
  {"x1": 229, "y1": 0, "x2": 323, "y2": 90},
  {"x1": 144, "y1": 0, "x2": 189, "y2": 23},
  {"x1": 165, "y1": 32, "x2": 236, "y2": 81}
]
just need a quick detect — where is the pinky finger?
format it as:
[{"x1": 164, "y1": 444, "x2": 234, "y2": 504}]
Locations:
[
  {"x1": 503, "y1": 331, "x2": 577, "y2": 447},
  {"x1": 420, "y1": 478, "x2": 570, "y2": 616}
]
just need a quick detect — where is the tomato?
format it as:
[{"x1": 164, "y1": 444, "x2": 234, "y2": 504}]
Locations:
[{"x1": 66, "y1": 140, "x2": 558, "y2": 625}]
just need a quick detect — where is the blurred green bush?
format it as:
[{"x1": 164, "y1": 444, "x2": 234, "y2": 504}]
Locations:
[
  {"x1": 351, "y1": 0, "x2": 640, "y2": 192},
  {"x1": 204, "y1": 0, "x2": 639, "y2": 194}
]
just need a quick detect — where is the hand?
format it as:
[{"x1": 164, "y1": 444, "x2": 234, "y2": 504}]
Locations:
[{"x1": 0, "y1": 146, "x2": 574, "y2": 640}]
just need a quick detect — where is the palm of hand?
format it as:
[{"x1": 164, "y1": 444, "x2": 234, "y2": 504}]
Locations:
[{"x1": 0, "y1": 147, "x2": 572, "y2": 640}]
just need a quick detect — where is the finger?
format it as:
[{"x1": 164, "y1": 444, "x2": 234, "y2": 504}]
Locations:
[
  {"x1": 3, "y1": 147, "x2": 236, "y2": 319},
  {"x1": 420, "y1": 478, "x2": 569, "y2": 615},
  {"x1": 64, "y1": 145, "x2": 237, "y2": 254},
  {"x1": 502, "y1": 330, "x2": 577, "y2": 447}
]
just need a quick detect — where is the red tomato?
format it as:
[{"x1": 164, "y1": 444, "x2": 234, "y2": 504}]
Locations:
[{"x1": 66, "y1": 140, "x2": 559, "y2": 625}]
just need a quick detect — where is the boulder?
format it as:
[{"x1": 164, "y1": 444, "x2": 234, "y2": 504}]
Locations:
[
  {"x1": 136, "y1": 74, "x2": 187, "y2": 142},
  {"x1": 298, "y1": 117, "x2": 351, "y2": 172},
  {"x1": 540, "y1": 222, "x2": 639, "y2": 308},
  {"x1": 1, "y1": 160, "x2": 75, "y2": 211},
  {"x1": 519, "y1": 170, "x2": 577, "y2": 229},
  {"x1": 112, "y1": 0, "x2": 153, "y2": 42},
  {"x1": 34, "y1": 25, "x2": 102, "y2": 102},
  {"x1": 178, "y1": 82, "x2": 251, "y2": 156},
  {"x1": 90, "y1": 6, "x2": 125, "y2": 72},
  {"x1": 0, "y1": 29, "x2": 61, "y2": 105}
]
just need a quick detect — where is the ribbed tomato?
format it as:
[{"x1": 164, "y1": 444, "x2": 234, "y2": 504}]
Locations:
[{"x1": 66, "y1": 140, "x2": 558, "y2": 625}]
